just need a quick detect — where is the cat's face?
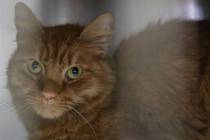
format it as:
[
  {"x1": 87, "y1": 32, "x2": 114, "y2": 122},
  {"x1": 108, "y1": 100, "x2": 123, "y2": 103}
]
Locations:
[{"x1": 8, "y1": 3, "x2": 115, "y2": 119}]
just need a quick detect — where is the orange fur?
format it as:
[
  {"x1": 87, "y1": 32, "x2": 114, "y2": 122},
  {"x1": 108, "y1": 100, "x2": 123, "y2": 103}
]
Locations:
[{"x1": 8, "y1": 2, "x2": 117, "y2": 140}]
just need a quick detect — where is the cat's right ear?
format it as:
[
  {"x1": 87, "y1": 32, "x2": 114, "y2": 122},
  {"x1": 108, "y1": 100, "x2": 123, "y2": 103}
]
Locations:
[
  {"x1": 79, "y1": 13, "x2": 114, "y2": 55},
  {"x1": 15, "y1": 2, "x2": 44, "y2": 42}
]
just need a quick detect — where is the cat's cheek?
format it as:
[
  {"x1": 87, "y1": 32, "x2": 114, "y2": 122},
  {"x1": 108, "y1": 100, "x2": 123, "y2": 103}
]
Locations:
[
  {"x1": 71, "y1": 94, "x2": 85, "y2": 104},
  {"x1": 9, "y1": 74, "x2": 30, "y2": 95},
  {"x1": 9, "y1": 67, "x2": 39, "y2": 93},
  {"x1": 79, "y1": 84, "x2": 99, "y2": 97}
]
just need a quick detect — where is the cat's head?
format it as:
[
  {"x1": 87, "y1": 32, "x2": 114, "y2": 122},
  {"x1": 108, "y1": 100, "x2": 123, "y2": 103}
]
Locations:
[{"x1": 8, "y1": 2, "x2": 115, "y2": 119}]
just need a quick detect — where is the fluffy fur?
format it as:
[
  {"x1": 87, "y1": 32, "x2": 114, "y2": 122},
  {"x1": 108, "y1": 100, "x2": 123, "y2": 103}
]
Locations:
[
  {"x1": 8, "y1": 2, "x2": 116, "y2": 140},
  {"x1": 7, "y1": 2, "x2": 210, "y2": 140},
  {"x1": 115, "y1": 19, "x2": 210, "y2": 140}
]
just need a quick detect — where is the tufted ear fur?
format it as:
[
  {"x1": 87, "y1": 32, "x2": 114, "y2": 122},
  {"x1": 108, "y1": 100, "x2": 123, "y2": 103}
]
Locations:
[
  {"x1": 79, "y1": 13, "x2": 114, "y2": 56},
  {"x1": 15, "y1": 2, "x2": 44, "y2": 43}
]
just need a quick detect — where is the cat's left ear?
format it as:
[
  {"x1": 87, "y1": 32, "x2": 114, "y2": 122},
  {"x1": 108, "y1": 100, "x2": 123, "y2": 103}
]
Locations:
[
  {"x1": 15, "y1": 2, "x2": 44, "y2": 42},
  {"x1": 79, "y1": 13, "x2": 114, "y2": 54}
]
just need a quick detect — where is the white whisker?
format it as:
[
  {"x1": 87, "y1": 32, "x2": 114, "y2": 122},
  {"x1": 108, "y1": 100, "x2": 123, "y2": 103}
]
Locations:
[
  {"x1": 68, "y1": 106, "x2": 98, "y2": 140},
  {"x1": 0, "y1": 102, "x2": 15, "y2": 112},
  {"x1": 18, "y1": 104, "x2": 32, "y2": 114}
]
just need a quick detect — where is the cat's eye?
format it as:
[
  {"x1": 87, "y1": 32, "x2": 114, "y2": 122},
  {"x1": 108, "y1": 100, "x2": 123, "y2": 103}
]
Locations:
[
  {"x1": 65, "y1": 66, "x2": 82, "y2": 81},
  {"x1": 28, "y1": 60, "x2": 42, "y2": 75}
]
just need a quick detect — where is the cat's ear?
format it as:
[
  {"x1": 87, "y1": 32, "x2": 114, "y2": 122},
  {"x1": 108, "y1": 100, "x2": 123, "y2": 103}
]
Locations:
[
  {"x1": 79, "y1": 13, "x2": 114, "y2": 53},
  {"x1": 15, "y1": 2, "x2": 44, "y2": 42}
]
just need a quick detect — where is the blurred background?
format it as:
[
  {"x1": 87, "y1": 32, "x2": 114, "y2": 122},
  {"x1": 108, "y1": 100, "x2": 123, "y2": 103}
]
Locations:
[{"x1": 0, "y1": 0, "x2": 209, "y2": 139}]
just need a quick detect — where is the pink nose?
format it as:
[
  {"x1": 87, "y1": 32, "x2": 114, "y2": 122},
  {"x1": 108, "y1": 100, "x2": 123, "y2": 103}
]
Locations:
[{"x1": 42, "y1": 91, "x2": 57, "y2": 100}]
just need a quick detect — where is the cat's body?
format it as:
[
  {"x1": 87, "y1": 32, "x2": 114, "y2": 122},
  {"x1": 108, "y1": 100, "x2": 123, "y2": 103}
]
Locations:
[
  {"x1": 115, "y1": 19, "x2": 210, "y2": 140},
  {"x1": 7, "y1": 2, "x2": 210, "y2": 140}
]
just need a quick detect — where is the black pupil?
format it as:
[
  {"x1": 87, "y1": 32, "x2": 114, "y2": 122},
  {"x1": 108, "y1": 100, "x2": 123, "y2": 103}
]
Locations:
[
  {"x1": 72, "y1": 67, "x2": 79, "y2": 75},
  {"x1": 32, "y1": 61, "x2": 39, "y2": 70}
]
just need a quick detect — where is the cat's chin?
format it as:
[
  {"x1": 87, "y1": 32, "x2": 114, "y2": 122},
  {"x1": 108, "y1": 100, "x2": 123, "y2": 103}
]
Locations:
[{"x1": 33, "y1": 105, "x2": 65, "y2": 119}]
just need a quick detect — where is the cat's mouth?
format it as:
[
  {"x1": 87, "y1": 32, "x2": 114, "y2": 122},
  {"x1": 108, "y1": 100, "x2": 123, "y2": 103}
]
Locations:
[
  {"x1": 42, "y1": 98, "x2": 55, "y2": 105},
  {"x1": 31, "y1": 98, "x2": 67, "y2": 119}
]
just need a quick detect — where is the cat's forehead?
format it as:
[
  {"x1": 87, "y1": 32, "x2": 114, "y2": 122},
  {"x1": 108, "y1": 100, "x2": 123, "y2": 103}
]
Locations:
[
  {"x1": 39, "y1": 25, "x2": 85, "y2": 65},
  {"x1": 41, "y1": 42, "x2": 96, "y2": 70},
  {"x1": 43, "y1": 24, "x2": 83, "y2": 43}
]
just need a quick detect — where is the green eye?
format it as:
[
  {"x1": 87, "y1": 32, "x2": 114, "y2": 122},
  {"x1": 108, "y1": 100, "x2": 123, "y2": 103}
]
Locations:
[
  {"x1": 65, "y1": 66, "x2": 82, "y2": 81},
  {"x1": 28, "y1": 60, "x2": 42, "y2": 74}
]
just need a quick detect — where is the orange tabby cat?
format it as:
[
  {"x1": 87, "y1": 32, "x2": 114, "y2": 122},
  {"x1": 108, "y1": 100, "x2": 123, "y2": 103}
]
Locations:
[
  {"x1": 8, "y1": 2, "x2": 118, "y2": 140},
  {"x1": 8, "y1": 2, "x2": 210, "y2": 140}
]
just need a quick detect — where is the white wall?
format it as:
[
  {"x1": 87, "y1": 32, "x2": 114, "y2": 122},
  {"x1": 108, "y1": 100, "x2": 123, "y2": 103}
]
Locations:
[{"x1": 0, "y1": 0, "x2": 203, "y2": 140}]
